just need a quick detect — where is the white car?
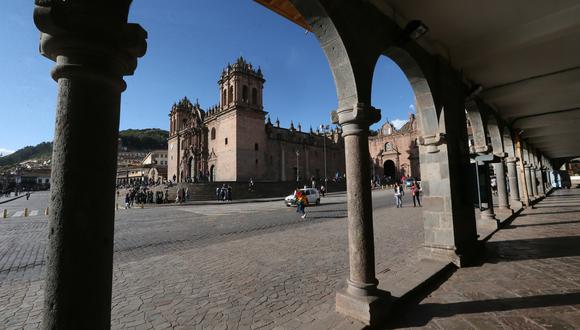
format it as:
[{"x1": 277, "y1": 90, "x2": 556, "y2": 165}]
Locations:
[{"x1": 285, "y1": 188, "x2": 321, "y2": 207}]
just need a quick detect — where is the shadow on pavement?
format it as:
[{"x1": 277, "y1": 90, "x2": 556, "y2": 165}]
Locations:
[
  {"x1": 386, "y1": 292, "x2": 580, "y2": 329},
  {"x1": 485, "y1": 235, "x2": 580, "y2": 262}
]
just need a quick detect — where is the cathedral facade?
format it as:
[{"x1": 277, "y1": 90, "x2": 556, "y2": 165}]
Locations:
[
  {"x1": 168, "y1": 57, "x2": 345, "y2": 183},
  {"x1": 368, "y1": 113, "x2": 421, "y2": 182}
]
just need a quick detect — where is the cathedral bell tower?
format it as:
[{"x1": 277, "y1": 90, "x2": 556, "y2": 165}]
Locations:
[
  {"x1": 218, "y1": 56, "x2": 265, "y2": 111},
  {"x1": 206, "y1": 57, "x2": 268, "y2": 182}
]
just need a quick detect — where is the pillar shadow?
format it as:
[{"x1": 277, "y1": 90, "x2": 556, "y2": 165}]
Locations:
[
  {"x1": 485, "y1": 235, "x2": 580, "y2": 262},
  {"x1": 505, "y1": 219, "x2": 580, "y2": 229},
  {"x1": 385, "y1": 292, "x2": 580, "y2": 329}
]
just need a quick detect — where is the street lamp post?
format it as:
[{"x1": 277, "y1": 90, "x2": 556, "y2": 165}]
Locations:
[{"x1": 320, "y1": 125, "x2": 329, "y2": 191}]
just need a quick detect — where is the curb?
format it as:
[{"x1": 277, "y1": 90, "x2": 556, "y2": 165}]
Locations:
[{"x1": 0, "y1": 194, "x2": 26, "y2": 205}]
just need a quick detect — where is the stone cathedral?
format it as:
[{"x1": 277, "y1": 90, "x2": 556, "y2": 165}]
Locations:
[{"x1": 167, "y1": 57, "x2": 345, "y2": 183}]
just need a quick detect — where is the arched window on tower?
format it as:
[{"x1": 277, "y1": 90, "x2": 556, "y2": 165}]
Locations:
[
  {"x1": 211, "y1": 128, "x2": 216, "y2": 140},
  {"x1": 222, "y1": 89, "x2": 226, "y2": 107},
  {"x1": 228, "y1": 87, "x2": 233, "y2": 104},
  {"x1": 242, "y1": 85, "x2": 248, "y2": 103},
  {"x1": 252, "y1": 88, "x2": 258, "y2": 105}
]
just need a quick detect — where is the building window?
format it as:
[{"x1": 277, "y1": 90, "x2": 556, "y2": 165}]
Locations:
[
  {"x1": 242, "y1": 85, "x2": 248, "y2": 102},
  {"x1": 254, "y1": 143, "x2": 259, "y2": 151},
  {"x1": 252, "y1": 88, "x2": 258, "y2": 105},
  {"x1": 228, "y1": 87, "x2": 233, "y2": 104},
  {"x1": 225, "y1": 138, "x2": 228, "y2": 145},
  {"x1": 211, "y1": 128, "x2": 216, "y2": 140},
  {"x1": 222, "y1": 89, "x2": 226, "y2": 106},
  {"x1": 384, "y1": 142, "x2": 392, "y2": 151}
]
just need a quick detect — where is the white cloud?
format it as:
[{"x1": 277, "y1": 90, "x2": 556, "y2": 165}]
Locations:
[
  {"x1": 409, "y1": 104, "x2": 415, "y2": 111},
  {"x1": 0, "y1": 148, "x2": 14, "y2": 157},
  {"x1": 390, "y1": 119, "x2": 407, "y2": 130}
]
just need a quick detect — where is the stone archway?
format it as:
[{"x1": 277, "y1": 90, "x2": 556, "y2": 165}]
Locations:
[{"x1": 383, "y1": 159, "x2": 396, "y2": 182}]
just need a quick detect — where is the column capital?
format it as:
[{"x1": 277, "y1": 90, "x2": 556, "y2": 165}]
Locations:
[
  {"x1": 331, "y1": 103, "x2": 381, "y2": 137},
  {"x1": 493, "y1": 152, "x2": 508, "y2": 158},
  {"x1": 34, "y1": 1, "x2": 147, "y2": 88}
]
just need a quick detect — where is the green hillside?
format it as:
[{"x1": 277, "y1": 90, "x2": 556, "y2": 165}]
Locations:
[
  {"x1": 0, "y1": 142, "x2": 53, "y2": 167},
  {"x1": 0, "y1": 128, "x2": 168, "y2": 168},
  {"x1": 119, "y1": 128, "x2": 168, "y2": 151}
]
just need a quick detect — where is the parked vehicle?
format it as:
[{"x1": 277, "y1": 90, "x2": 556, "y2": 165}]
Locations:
[{"x1": 285, "y1": 188, "x2": 321, "y2": 207}]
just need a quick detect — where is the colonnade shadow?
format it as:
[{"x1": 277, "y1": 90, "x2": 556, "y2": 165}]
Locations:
[
  {"x1": 386, "y1": 292, "x2": 580, "y2": 329},
  {"x1": 506, "y1": 218, "x2": 580, "y2": 228},
  {"x1": 484, "y1": 235, "x2": 580, "y2": 262}
]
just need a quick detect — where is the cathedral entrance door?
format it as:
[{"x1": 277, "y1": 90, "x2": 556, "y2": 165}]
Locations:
[
  {"x1": 210, "y1": 165, "x2": 216, "y2": 182},
  {"x1": 383, "y1": 160, "x2": 396, "y2": 184}
]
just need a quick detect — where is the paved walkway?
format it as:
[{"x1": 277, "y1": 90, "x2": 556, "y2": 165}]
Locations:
[
  {"x1": 389, "y1": 187, "x2": 580, "y2": 329},
  {"x1": 0, "y1": 190, "x2": 424, "y2": 329}
]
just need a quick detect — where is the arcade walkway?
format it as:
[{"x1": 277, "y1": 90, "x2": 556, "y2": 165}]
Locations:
[{"x1": 388, "y1": 187, "x2": 580, "y2": 329}]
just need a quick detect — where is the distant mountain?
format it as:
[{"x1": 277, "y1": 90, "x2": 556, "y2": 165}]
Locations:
[
  {"x1": 0, "y1": 129, "x2": 169, "y2": 169},
  {"x1": 118, "y1": 128, "x2": 168, "y2": 151},
  {"x1": 0, "y1": 142, "x2": 53, "y2": 167}
]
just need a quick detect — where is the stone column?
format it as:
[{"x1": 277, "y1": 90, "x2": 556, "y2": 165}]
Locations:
[
  {"x1": 506, "y1": 157, "x2": 520, "y2": 205},
  {"x1": 538, "y1": 168, "x2": 546, "y2": 195},
  {"x1": 531, "y1": 167, "x2": 539, "y2": 197},
  {"x1": 335, "y1": 104, "x2": 388, "y2": 324},
  {"x1": 493, "y1": 161, "x2": 510, "y2": 211},
  {"x1": 517, "y1": 163, "x2": 526, "y2": 204},
  {"x1": 525, "y1": 165, "x2": 534, "y2": 200},
  {"x1": 34, "y1": 2, "x2": 147, "y2": 328},
  {"x1": 479, "y1": 163, "x2": 497, "y2": 224}
]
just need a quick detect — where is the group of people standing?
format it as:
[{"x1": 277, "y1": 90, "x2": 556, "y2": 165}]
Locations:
[
  {"x1": 216, "y1": 184, "x2": 232, "y2": 202},
  {"x1": 393, "y1": 180, "x2": 422, "y2": 208},
  {"x1": 123, "y1": 187, "x2": 169, "y2": 209}
]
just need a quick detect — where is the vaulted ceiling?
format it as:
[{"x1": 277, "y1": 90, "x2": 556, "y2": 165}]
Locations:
[{"x1": 257, "y1": 0, "x2": 580, "y2": 159}]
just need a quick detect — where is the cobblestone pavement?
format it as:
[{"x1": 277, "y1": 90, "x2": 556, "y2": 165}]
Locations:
[
  {"x1": 389, "y1": 187, "x2": 580, "y2": 329},
  {"x1": 0, "y1": 189, "x2": 424, "y2": 329}
]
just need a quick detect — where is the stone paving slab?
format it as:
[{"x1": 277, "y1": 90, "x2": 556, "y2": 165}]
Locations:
[
  {"x1": 0, "y1": 190, "x2": 424, "y2": 329},
  {"x1": 387, "y1": 188, "x2": 580, "y2": 329}
]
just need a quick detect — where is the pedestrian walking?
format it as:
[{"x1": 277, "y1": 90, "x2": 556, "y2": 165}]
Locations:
[
  {"x1": 411, "y1": 181, "x2": 422, "y2": 207},
  {"x1": 215, "y1": 187, "x2": 220, "y2": 201},
  {"x1": 295, "y1": 189, "x2": 308, "y2": 218},
  {"x1": 394, "y1": 182, "x2": 404, "y2": 208},
  {"x1": 124, "y1": 193, "x2": 130, "y2": 209}
]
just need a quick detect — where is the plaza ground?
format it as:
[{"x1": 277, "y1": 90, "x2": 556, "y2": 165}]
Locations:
[
  {"x1": 0, "y1": 189, "x2": 423, "y2": 329},
  {"x1": 2, "y1": 188, "x2": 580, "y2": 329}
]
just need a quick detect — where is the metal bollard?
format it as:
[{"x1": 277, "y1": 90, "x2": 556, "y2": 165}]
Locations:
[
  {"x1": 44, "y1": 207, "x2": 49, "y2": 216},
  {"x1": 2, "y1": 209, "x2": 6, "y2": 219},
  {"x1": 24, "y1": 208, "x2": 28, "y2": 217}
]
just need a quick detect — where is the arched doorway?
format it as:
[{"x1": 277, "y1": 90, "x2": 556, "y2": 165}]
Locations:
[
  {"x1": 210, "y1": 165, "x2": 216, "y2": 182},
  {"x1": 188, "y1": 157, "x2": 195, "y2": 181},
  {"x1": 383, "y1": 159, "x2": 396, "y2": 182}
]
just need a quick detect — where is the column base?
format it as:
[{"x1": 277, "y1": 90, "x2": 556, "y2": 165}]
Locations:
[
  {"x1": 480, "y1": 210, "x2": 499, "y2": 228},
  {"x1": 420, "y1": 243, "x2": 482, "y2": 268},
  {"x1": 335, "y1": 288, "x2": 391, "y2": 326}
]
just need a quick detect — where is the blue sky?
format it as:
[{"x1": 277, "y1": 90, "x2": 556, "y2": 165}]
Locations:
[{"x1": 0, "y1": 1, "x2": 415, "y2": 155}]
